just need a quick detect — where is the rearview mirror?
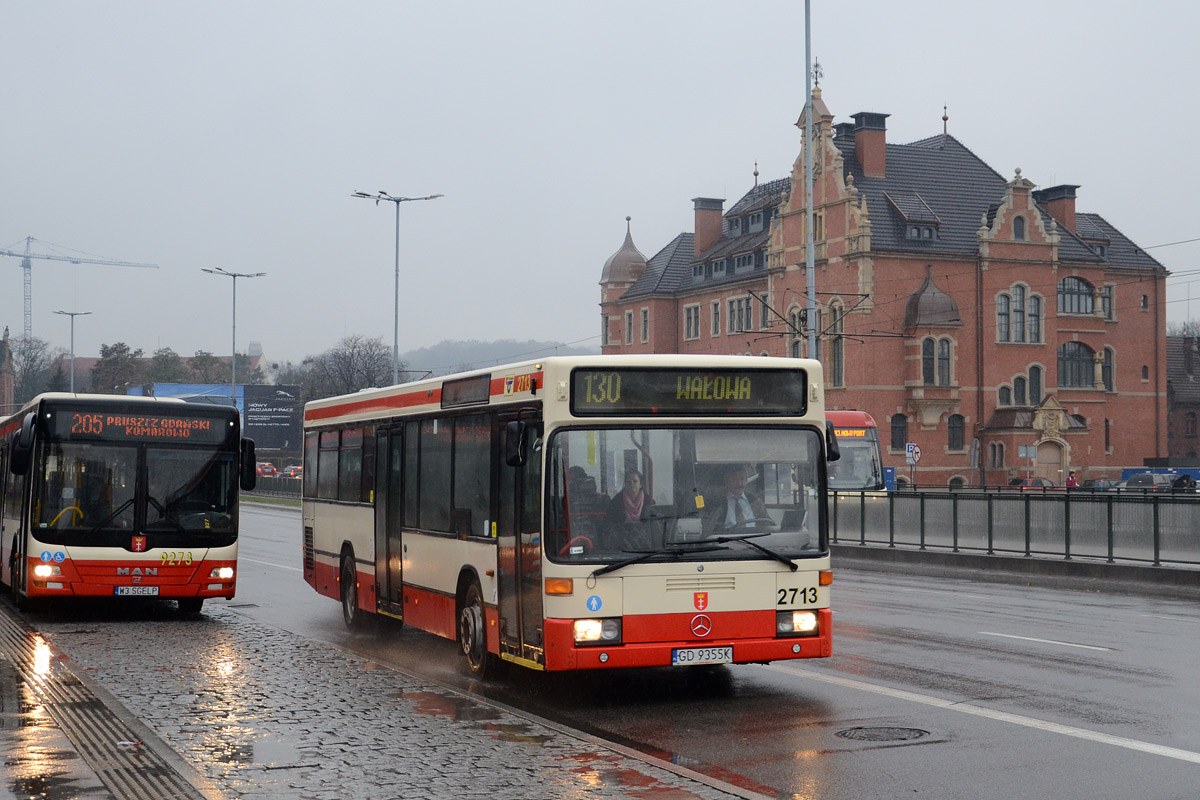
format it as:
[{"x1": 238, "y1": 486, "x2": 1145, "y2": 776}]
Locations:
[
  {"x1": 825, "y1": 420, "x2": 841, "y2": 462},
  {"x1": 240, "y1": 438, "x2": 257, "y2": 491},
  {"x1": 505, "y1": 420, "x2": 527, "y2": 467}
]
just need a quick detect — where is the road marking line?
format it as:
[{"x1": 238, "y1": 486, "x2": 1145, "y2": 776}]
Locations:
[
  {"x1": 979, "y1": 631, "x2": 1112, "y2": 651},
  {"x1": 762, "y1": 663, "x2": 1200, "y2": 765},
  {"x1": 1141, "y1": 614, "x2": 1199, "y2": 624},
  {"x1": 239, "y1": 556, "x2": 302, "y2": 573}
]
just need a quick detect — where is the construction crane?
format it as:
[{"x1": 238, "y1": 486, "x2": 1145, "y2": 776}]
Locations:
[{"x1": 0, "y1": 236, "x2": 159, "y2": 341}]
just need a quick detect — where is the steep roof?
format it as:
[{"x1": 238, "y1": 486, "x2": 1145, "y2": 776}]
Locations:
[{"x1": 1167, "y1": 336, "x2": 1200, "y2": 404}]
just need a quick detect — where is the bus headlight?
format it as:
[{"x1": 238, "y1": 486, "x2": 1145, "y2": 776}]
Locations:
[
  {"x1": 210, "y1": 567, "x2": 235, "y2": 580},
  {"x1": 33, "y1": 564, "x2": 59, "y2": 579},
  {"x1": 776, "y1": 610, "x2": 819, "y2": 637},
  {"x1": 574, "y1": 618, "x2": 622, "y2": 646}
]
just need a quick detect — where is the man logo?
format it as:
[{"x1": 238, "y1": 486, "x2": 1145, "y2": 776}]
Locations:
[{"x1": 694, "y1": 592, "x2": 708, "y2": 611}]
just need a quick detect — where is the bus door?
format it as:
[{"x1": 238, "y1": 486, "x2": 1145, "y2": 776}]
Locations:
[
  {"x1": 374, "y1": 427, "x2": 404, "y2": 618},
  {"x1": 496, "y1": 414, "x2": 543, "y2": 665}
]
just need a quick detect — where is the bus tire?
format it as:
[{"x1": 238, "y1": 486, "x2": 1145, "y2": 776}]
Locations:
[
  {"x1": 177, "y1": 598, "x2": 204, "y2": 615},
  {"x1": 341, "y1": 552, "x2": 363, "y2": 630},
  {"x1": 458, "y1": 580, "x2": 498, "y2": 678}
]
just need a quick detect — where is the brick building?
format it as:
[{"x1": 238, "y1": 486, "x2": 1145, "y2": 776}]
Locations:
[
  {"x1": 600, "y1": 89, "x2": 1167, "y2": 487},
  {"x1": 1167, "y1": 336, "x2": 1200, "y2": 463}
]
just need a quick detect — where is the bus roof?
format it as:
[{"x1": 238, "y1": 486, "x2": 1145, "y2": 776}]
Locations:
[
  {"x1": 304, "y1": 354, "x2": 824, "y2": 429},
  {"x1": 825, "y1": 409, "x2": 878, "y2": 428}
]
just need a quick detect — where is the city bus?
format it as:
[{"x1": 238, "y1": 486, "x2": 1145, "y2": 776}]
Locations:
[
  {"x1": 302, "y1": 355, "x2": 837, "y2": 675},
  {"x1": 825, "y1": 410, "x2": 887, "y2": 491},
  {"x1": 0, "y1": 394, "x2": 257, "y2": 612}
]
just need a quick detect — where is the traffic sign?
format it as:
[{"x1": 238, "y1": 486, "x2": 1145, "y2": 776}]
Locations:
[{"x1": 906, "y1": 444, "x2": 922, "y2": 466}]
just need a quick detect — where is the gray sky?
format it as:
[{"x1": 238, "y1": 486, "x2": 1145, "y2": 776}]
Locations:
[{"x1": 3, "y1": 1, "x2": 1197, "y2": 369}]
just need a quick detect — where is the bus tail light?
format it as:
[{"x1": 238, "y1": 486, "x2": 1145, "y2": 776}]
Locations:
[
  {"x1": 574, "y1": 618, "x2": 621, "y2": 646},
  {"x1": 545, "y1": 578, "x2": 573, "y2": 595},
  {"x1": 777, "y1": 610, "x2": 819, "y2": 636},
  {"x1": 819, "y1": 570, "x2": 833, "y2": 586}
]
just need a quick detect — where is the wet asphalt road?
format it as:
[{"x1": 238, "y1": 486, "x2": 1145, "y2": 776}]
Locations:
[{"x1": 232, "y1": 505, "x2": 1200, "y2": 799}]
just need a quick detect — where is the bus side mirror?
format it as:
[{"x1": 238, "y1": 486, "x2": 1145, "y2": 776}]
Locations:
[
  {"x1": 9, "y1": 413, "x2": 36, "y2": 476},
  {"x1": 504, "y1": 421, "x2": 527, "y2": 467},
  {"x1": 240, "y1": 438, "x2": 257, "y2": 491},
  {"x1": 825, "y1": 420, "x2": 841, "y2": 462}
]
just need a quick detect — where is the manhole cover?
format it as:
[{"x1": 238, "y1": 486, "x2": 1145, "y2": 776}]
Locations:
[{"x1": 835, "y1": 726, "x2": 930, "y2": 742}]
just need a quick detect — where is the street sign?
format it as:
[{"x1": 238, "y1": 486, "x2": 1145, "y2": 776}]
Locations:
[{"x1": 906, "y1": 444, "x2": 921, "y2": 466}]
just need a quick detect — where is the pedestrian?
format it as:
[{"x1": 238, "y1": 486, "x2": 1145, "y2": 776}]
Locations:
[{"x1": 1065, "y1": 470, "x2": 1079, "y2": 489}]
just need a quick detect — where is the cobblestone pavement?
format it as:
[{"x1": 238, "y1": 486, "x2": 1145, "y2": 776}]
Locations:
[{"x1": 35, "y1": 606, "x2": 749, "y2": 800}]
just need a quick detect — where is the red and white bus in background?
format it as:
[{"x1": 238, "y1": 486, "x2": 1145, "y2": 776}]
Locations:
[
  {"x1": 825, "y1": 410, "x2": 887, "y2": 492},
  {"x1": 302, "y1": 355, "x2": 837, "y2": 675},
  {"x1": 0, "y1": 394, "x2": 257, "y2": 612}
]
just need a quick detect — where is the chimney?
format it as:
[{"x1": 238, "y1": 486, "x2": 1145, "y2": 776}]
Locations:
[
  {"x1": 1032, "y1": 184, "x2": 1079, "y2": 235},
  {"x1": 833, "y1": 122, "x2": 855, "y2": 140},
  {"x1": 693, "y1": 197, "x2": 725, "y2": 257},
  {"x1": 851, "y1": 112, "x2": 889, "y2": 177}
]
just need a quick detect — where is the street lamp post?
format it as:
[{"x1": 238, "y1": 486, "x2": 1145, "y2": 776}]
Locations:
[
  {"x1": 352, "y1": 190, "x2": 443, "y2": 385},
  {"x1": 202, "y1": 267, "x2": 266, "y2": 408},
  {"x1": 53, "y1": 310, "x2": 92, "y2": 393}
]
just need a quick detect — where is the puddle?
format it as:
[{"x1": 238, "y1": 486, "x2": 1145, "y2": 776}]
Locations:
[
  {"x1": 480, "y1": 722, "x2": 555, "y2": 745},
  {"x1": 400, "y1": 690, "x2": 503, "y2": 722}
]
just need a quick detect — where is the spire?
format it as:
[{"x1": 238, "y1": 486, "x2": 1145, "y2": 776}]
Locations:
[
  {"x1": 943, "y1": 105, "x2": 948, "y2": 135},
  {"x1": 599, "y1": 216, "x2": 648, "y2": 285}
]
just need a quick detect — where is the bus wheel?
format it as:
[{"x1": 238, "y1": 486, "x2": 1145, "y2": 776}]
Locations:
[
  {"x1": 458, "y1": 581, "x2": 497, "y2": 677},
  {"x1": 177, "y1": 598, "x2": 204, "y2": 615},
  {"x1": 341, "y1": 554, "x2": 362, "y2": 630}
]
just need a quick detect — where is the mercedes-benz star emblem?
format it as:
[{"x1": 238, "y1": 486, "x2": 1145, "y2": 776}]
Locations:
[{"x1": 690, "y1": 614, "x2": 712, "y2": 637}]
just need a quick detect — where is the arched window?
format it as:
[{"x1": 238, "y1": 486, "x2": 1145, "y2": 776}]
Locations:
[
  {"x1": 1028, "y1": 296, "x2": 1042, "y2": 343},
  {"x1": 998, "y1": 386, "x2": 1012, "y2": 406},
  {"x1": 1014, "y1": 376, "x2": 1027, "y2": 406},
  {"x1": 1013, "y1": 216, "x2": 1026, "y2": 241},
  {"x1": 948, "y1": 476, "x2": 966, "y2": 491},
  {"x1": 830, "y1": 303, "x2": 844, "y2": 387},
  {"x1": 790, "y1": 339, "x2": 802, "y2": 358},
  {"x1": 1102, "y1": 348, "x2": 1114, "y2": 392},
  {"x1": 1029, "y1": 366, "x2": 1043, "y2": 405},
  {"x1": 989, "y1": 442, "x2": 1005, "y2": 469},
  {"x1": 1058, "y1": 276, "x2": 1095, "y2": 315},
  {"x1": 891, "y1": 413, "x2": 908, "y2": 451},
  {"x1": 937, "y1": 338, "x2": 951, "y2": 386},
  {"x1": 1058, "y1": 341, "x2": 1096, "y2": 388},
  {"x1": 948, "y1": 414, "x2": 965, "y2": 451},
  {"x1": 1012, "y1": 285, "x2": 1026, "y2": 342},
  {"x1": 997, "y1": 294, "x2": 1011, "y2": 342},
  {"x1": 922, "y1": 338, "x2": 935, "y2": 386}
]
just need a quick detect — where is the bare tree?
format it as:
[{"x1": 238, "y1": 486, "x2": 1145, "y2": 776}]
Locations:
[
  {"x1": 1167, "y1": 320, "x2": 1200, "y2": 338},
  {"x1": 10, "y1": 336, "x2": 65, "y2": 403},
  {"x1": 304, "y1": 335, "x2": 399, "y2": 400}
]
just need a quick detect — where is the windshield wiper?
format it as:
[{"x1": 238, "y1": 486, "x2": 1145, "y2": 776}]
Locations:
[
  {"x1": 146, "y1": 496, "x2": 185, "y2": 533},
  {"x1": 590, "y1": 542, "x2": 728, "y2": 578},
  {"x1": 83, "y1": 498, "x2": 135, "y2": 537},
  {"x1": 708, "y1": 531, "x2": 798, "y2": 571}
]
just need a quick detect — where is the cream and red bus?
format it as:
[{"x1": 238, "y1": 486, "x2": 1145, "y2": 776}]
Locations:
[
  {"x1": 302, "y1": 355, "x2": 837, "y2": 675},
  {"x1": 0, "y1": 393, "x2": 257, "y2": 612}
]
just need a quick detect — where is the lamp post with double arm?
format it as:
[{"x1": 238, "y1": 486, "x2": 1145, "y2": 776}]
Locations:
[
  {"x1": 53, "y1": 310, "x2": 91, "y2": 393},
  {"x1": 351, "y1": 190, "x2": 443, "y2": 385},
  {"x1": 202, "y1": 267, "x2": 266, "y2": 408}
]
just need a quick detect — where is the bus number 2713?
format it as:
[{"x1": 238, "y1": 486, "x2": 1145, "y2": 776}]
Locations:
[{"x1": 778, "y1": 587, "x2": 818, "y2": 606}]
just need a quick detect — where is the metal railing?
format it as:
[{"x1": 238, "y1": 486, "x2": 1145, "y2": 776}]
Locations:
[{"x1": 831, "y1": 489, "x2": 1200, "y2": 568}]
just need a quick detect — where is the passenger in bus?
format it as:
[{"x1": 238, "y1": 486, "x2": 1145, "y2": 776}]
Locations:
[
  {"x1": 604, "y1": 470, "x2": 654, "y2": 550},
  {"x1": 703, "y1": 464, "x2": 768, "y2": 534}
]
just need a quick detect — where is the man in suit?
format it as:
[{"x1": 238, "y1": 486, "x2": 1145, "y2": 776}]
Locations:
[{"x1": 703, "y1": 465, "x2": 768, "y2": 534}]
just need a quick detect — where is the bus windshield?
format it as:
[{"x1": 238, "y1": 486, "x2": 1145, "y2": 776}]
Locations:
[
  {"x1": 827, "y1": 430, "x2": 883, "y2": 491},
  {"x1": 34, "y1": 441, "x2": 237, "y2": 544},
  {"x1": 548, "y1": 426, "x2": 825, "y2": 564}
]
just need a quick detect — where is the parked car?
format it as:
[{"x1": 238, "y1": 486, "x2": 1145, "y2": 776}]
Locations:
[
  {"x1": 256, "y1": 461, "x2": 278, "y2": 478},
  {"x1": 280, "y1": 465, "x2": 303, "y2": 479},
  {"x1": 1008, "y1": 476, "x2": 1057, "y2": 490},
  {"x1": 1080, "y1": 478, "x2": 1118, "y2": 492},
  {"x1": 1123, "y1": 473, "x2": 1175, "y2": 493}
]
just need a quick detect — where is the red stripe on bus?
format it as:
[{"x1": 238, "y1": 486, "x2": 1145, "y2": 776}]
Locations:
[{"x1": 304, "y1": 373, "x2": 544, "y2": 423}]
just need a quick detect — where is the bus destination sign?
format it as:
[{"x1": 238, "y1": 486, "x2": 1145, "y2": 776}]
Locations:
[
  {"x1": 571, "y1": 367, "x2": 808, "y2": 416},
  {"x1": 50, "y1": 412, "x2": 231, "y2": 444}
]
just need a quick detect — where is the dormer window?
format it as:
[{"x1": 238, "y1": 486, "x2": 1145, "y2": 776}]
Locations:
[
  {"x1": 729, "y1": 217, "x2": 741, "y2": 235},
  {"x1": 712, "y1": 259, "x2": 726, "y2": 277},
  {"x1": 748, "y1": 212, "x2": 764, "y2": 233},
  {"x1": 692, "y1": 264, "x2": 704, "y2": 282},
  {"x1": 1092, "y1": 243, "x2": 1107, "y2": 257}
]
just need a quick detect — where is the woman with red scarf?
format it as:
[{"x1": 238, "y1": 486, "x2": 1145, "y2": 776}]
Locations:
[{"x1": 607, "y1": 470, "x2": 647, "y2": 524}]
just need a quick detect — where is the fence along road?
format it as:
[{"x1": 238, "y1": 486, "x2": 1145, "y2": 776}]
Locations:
[{"x1": 833, "y1": 489, "x2": 1200, "y2": 567}]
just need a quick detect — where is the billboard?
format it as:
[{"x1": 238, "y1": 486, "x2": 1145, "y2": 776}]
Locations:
[{"x1": 129, "y1": 383, "x2": 302, "y2": 453}]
